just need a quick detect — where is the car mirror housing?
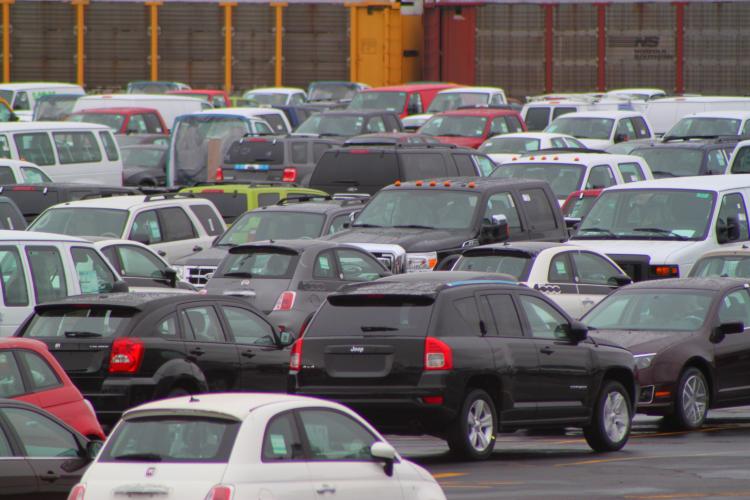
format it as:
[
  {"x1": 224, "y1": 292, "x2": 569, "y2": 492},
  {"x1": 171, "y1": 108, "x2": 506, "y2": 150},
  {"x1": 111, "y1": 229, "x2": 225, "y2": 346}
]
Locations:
[
  {"x1": 278, "y1": 330, "x2": 296, "y2": 347},
  {"x1": 163, "y1": 268, "x2": 178, "y2": 288},
  {"x1": 608, "y1": 275, "x2": 632, "y2": 287},
  {"x1": 370, "y1": 441, "x2": 396, "y2": 476},
  {"x1": 111, "y1": 280, "x2": 129, "y2": 293},
  {"x1": 568, "y1": 320, "x2": 589, "y2": 343},
  {"x1": 85, "y1": 440, "x2": 104, "y2": 461},
  {"x1": 718, "y1": 321, "x2": 745, "y2": 337}
]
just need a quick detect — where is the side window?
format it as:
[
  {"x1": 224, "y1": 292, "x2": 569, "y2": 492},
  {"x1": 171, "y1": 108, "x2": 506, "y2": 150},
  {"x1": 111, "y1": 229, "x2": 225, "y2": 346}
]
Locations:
[
  {"x1": 615, "y1": 119, "x2": 637, "y2": 141},
  {"x1": 506, "y1": 116, "x2": 524, "y2": 133},
  {"x1": 0, "y1": 246, "x2": 28, "y2": 306},
  {"x1": 718, "y1": 289, "x2": 750, "y2": 326},
  {"x1": 130, "y1": 210, "x2": 163, "y2": 244},
  {"x1": 519, "y1": 188, "x2": 558, "y2": 231},
  {"x1": 586, "y1": 165, "x2": 616, "y2": 189},
  {"x1": 550, "y1": 138, "x2": 567, "y2": 149},
  {"x1": 565, "y1": 137, "x2": 587, "y2": 148},
  {"x1": 262, "y1": 412, "x2": 304, "y2": 461},
  {"x1": 743, "y1": 120, "x2": 750, "y2": 136},
  {"x1": 484, "y1": 192, "x2": 522, "y2": 234},
  {"x1": 571, "y1": 252, "x2": 621, "y2": 285},
  {"x1": 17, "y1": 351, "x2": 61, "y2": 391},
  {"x1": 707, "y1": 149, "x2": 728, "y2": 174},
  {"x1": 298, "y1": 409, "x2": 376, "y2": 461},
  {"x1": 2, "y1": 408, "x2": 79, "y2": 457},
  {"x1": 717, "y1": 193, "x2": 750, "y2": 243},
  {"x1": 453, "y1": 155, "x2": 477, "y2": 176},
  {"x1": 0, "y1": 135, "x2": 11, "y2": 159},
  {"x1": 71, "y1": 247, "x2": 117, "y2": 294},
  {"x1": 518, "y1": 295, "x2": 570, "y2": 340},
  {"x1": 0, "y1": 166, "x2": 14, "y2": 183},
  {"x1": 408, "y1": 93, "x2": 423, "y2": 114},
  {"x1": 189, "y1": 204, "x2": 224, "y2": 236},
  {"x1": 490, "y1": 117, "x2": 510, "y2": 136},
  {"x1": 13, "y1": 92, "x2": 29, "y2": 111},
  {"x1": 489, "y1": 93, "x2": 505, "y2": 106},
  {"x1": 336, "y1": 249, "x2": 384, "y2": 281},
  {"x1": 14, "y1": 132, "x2": 55, "y2": 166},
  {"x1": 0, "y1": 427, "x2": 11, "y2": 457},
  {"x1": 52, "y1": 132, "x2": 102, "y2": 164},
  {"x1": 156, "y1": 314, "x2": 180, "y2": 339},
  {"x1": 290, "y1": 142, "x2": 308, "y2": 164},
  {"x1": 0, "y1": 351, "x2": 25, "y2": 397},
  {"x1": 21, "y1": 166, "x2": 52, "y2": 184},
  {"x1": 524, "y1": 107, "x2": 550, "y2": 131},
  {"x1": 26, "y1": 246, "x2": 68, "y2": 303},
  {"x1": 258, "y1": 193, "x2": 280, "y2": 206},
  {"x1": 384, "y1": 115, "x2": 401, "y2": 132},
  {"x1": 548, "y1": 252, "x2": 574, "y2": 283},
  {"x1": 127, "y1": 115, "x2": 148, "y2": 134},
  {"x1": 143, "y1": 113, "x2": 164, "y2": 134},
  {"x1": 552, "y1": 107, "x2": 576, "y2": 120},
  {"x1": 158, "y1": 207, "x2": 196, "y2": 242},
  {"x1": 472, "y1": 155, "x2": 495, "y2": 177},
  {"x1": 254, "y1": 121, "x2": 274, "y2": 135},
  {"x1": 182, "y1": 306, "x2": 226, "y2": 343},
  {"x1": 401, "y1": 153, "x2": 449, "y2": 179},
  {"x1": 631, "y1": 117, "x2": 651, "y2": 138},
  {"x1": 450, "y1": 297, "x2": 482, "y2": 336},
  {"x1": 328, "y1": 214, "x2": 350, "y2": 235},
  {"x1": 221, "y1": 306, "x2": 276, "y2": 346},
  {"x1": 485, "y1": 294, "x2": 524, "y2": 337},
  {"x1": 366, "y1": 116, "x2": 386, "y2": 133},
  {"x1": 116, "y1": 245, "x2": 166, "y2": 277},
  {"x1": 618, "y1": 162, "x2": 645, "y2": 183},
  {"x1": 313, "y1": 250, "x2": 337, "y2": 280}
]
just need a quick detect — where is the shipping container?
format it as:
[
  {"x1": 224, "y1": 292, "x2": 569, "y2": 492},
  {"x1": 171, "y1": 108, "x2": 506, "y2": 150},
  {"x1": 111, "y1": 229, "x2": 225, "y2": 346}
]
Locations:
[
  {"x1": 234, "y1": 4, "x2": 275, "y2": 90},
  {"x1": 423, "y1": 4, "x2": 476, "y2": 85}
]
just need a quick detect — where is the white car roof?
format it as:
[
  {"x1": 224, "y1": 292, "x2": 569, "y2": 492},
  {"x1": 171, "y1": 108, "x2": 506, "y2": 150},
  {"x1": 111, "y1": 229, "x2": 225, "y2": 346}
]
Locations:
[
  {"x1": 650, "y1": 96, "x2": 750, "y2": 104},
  {"x1": 245, "y1": 87, "x2": 304, "y2": 95},
  {"x1": 604, "y1": 174, "x2": 750, "y2": 192},
  {"x1": 190, "y1": 107, "x2": 283, "y2": 119},
  {"x1": 0, "y1": 159, "x2": 40, "y2": 168},
  {"x1": 47, "y1": 194, "x2": 208, "y2": 211},
  {"x1": 437, "y1": 87, "x2": 504, "y2": 95},
  {"x1": 0, "y1": 229, "x2": 89, "y2": 243},
  {"x1": 605, "y1": 88, "x2": 665, "y2": 96},
  {"x1": 512, "y1": 152, "x2": 645, "y2": 167},
  {"x1": 0, "y1": 83, "x2": 83, "y2": 91},
  {"x1": 556, "y1": 110, "x2": 644, "y2": 119},
  {"x1": 79, "y1": 94, "x2": 204, "y2": 103},
  {"x1": 0, "y1": 121, "x2": 111, "y2": 132},
  {"x1": 682, "y1": 110, "x2": 750, "y2": 120},
  {"x1": 487, "y1": 132, "x2": 577, "y2": 141}
]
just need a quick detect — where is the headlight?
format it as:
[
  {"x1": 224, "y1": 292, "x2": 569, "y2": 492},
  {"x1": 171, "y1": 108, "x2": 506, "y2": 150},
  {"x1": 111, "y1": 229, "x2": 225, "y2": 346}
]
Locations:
[
  {"x1": 406, "y1": 252, "x2": 438, "y2": 272},
  {"x1": 172, "y1": 265, "x2": 188, "y2": 281},
  {"x1": 634, "y1": 353, "x2": 656, "y2": 370}
]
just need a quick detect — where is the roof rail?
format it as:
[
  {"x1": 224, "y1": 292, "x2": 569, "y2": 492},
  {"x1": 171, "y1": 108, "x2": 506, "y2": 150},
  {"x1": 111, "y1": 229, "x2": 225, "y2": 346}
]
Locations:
[
  {"x1": 456, "y1": 104, "x2": 513, "y2": 111},
  {"x1": 190, "y1": 180, "x2": 299, "y2": 188},
  {"x1": 143, "y1": 192, "x2": 194, "y2": 202},
  {"x1": 277, "y1": 194, "x2": 333, "y2": 205},
  {"x1": 529, "y1": 147, "x2": 605, "y2": 154}
]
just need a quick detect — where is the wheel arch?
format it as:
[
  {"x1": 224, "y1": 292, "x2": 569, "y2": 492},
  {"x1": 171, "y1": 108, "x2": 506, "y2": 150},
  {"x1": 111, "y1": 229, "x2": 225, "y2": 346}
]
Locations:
[
  {"x1": 602, "y1": 366, "x2": 637, "y2": 408},
  {"x1": 682, "y1": 357, "x2": 714, "y2": 407}
]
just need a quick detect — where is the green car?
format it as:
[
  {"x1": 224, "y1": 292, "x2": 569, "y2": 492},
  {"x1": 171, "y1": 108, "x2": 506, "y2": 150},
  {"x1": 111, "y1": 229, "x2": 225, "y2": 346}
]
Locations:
[{"x1": 179, "y1": 184, "x2": 329, "y2": 224}]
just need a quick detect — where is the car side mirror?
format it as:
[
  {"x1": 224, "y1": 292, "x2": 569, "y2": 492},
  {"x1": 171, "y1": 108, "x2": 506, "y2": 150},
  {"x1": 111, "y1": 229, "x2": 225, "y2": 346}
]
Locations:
[
  {"x1": 163, "y1": 268, "x2": 178, "y2": 288},
  {"x1": 111, "y1": 280, "x2": 129, "y2": 293},
  {"x1": 132, "y1": 234, "x2": 151, "y2": 245},
  {"x1": 614, "y1": 133, "x2": 629, "y2": 144},
  {"x1": 712, "y1": 321, "x2": 745, "y2": 343},
  {"x1": 568, "y1": 320, "x2": 588, "y2": 343},
  {"x1": 435, "y1": 254, "x2": 461, "y2": 271},
  {"x1": 717, "y1": 216, "x2": 741, "y2": 244},
  {"x1": 479, "y1": 214, "x2": 509, "y2": 245},
  {"x1": 370, "y1": 442, "x2": 396, "y2": 477},
  {"x1": 277, "y1": 329, "x2": 296, "y2": 347},
  {"x1": 85, "y1": 440, "x2": 103, "y2": 461},
  {"x1": 607, "y1": 275, "x2": 632, "y2": 287},
  {"x1": 564, "y1": 217, "x2": 582, "y2": 229},
  {"x1": 9, "y1": 112, "x2": 18, "y2": 122}
]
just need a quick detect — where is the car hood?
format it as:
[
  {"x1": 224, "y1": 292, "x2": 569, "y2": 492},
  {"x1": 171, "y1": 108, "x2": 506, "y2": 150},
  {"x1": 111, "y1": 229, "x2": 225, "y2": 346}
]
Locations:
[
  {"x1": 568, "y1": 238, "x2": 703, "y2": 266},
  {"x1": 577, "y1": 138, "x2": 612, "y2": 149},
  {"x1": 325, "y1": 227, "x2": 476, "y2": 253},
  {"x1": 589, "y1": 329, "x2": 693, "y2": 353},
  {"x1": 172, "y1": 246, "x2": 230, "y2": 266}
]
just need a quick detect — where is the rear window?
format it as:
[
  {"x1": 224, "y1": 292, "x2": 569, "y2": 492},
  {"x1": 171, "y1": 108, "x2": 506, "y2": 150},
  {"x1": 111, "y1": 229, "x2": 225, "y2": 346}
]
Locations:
[
  {"x1": 52, "y1": 131, "x2": 102, "y2": 164},
  {"x1": 523, "y1": 108, "x2": 550, "y2": 131},
  {"x1": 189, "y1": 204, "x2": 224, "y2": 236},
  {"x1": 21, "y1": 307, "x2": 134, "y2": 338},
  {"x1": 311, "y1": 151, "x2": 399, "y2": 188},
  {"x1": 191, "y1": 192, "x2": 247, "y2": 224},
  {"x1": 400, "y1": 152, "x2": 449, "y2": 179},
  {"x1": 224, "y1": 140, "x2": 284, "y2": 165},
  {"x1": 216, "y1": 249, "x2": 299, "y2": 279},
  {"x1": 99, "y1": 416, "x2": 240, "y2": 464},
  {"x1": 307, "y1": 295, "x2": 434, "y2": 337}
]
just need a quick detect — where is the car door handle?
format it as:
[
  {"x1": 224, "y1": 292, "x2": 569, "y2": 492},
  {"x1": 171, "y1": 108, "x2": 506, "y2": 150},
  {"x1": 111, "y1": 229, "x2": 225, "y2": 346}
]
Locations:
[
  {"x1": 316, "y1": 484, "x2": 336, "y2": 495},
  {"x1": 188, "y1": 347, "x2": 205, "y2": 356},
  {"x1": 193, "y1": 246, "x2": 202, "y2": 252},
  {"x1": 582, "y1": 299, "x2": 596, "y2": 305},
  {"x1": 40, "y1": 471, "x2": 59, "y2": 482},
  {"x1": 540, "y1": 346, "x2": 554, "y2": 355},
  {"x1": 241, "y1": 350, "x2": 256, "y2": 359},
  {"x1": 158, "y1": 250, "x2": 167, "y2": 257}
]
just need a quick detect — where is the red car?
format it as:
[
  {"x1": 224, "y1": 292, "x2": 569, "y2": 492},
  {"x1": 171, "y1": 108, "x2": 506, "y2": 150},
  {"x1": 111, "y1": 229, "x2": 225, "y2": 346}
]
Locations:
[
  {"x1": 168, "y1": 89, "x2": 231, "y2": 108},
  {"x1": 348, "y1": 83, "x2": 459, "y2": 118},
  {"x1": 418, "y1": 108, "x2": 527, "y2": 149},
  {"x1": 67, "y1": 107, "x2": 168, "y2": 136},
  {"x1": 0, "y1": 337, "x2": 105, "y2": 439},
  {"x1": 562, "y1": 188, "x2": 603, "y2": 222}
]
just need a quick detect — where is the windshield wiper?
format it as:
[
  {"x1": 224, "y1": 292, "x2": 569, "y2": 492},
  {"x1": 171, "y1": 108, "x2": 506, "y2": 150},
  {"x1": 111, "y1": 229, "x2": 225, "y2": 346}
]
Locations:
[
  {"x1": 361, "y1": 326, "x2": 399, "y2": 332},
  {"x1": 64, "y1": 331, "x2": 102, "y2": 338},
  {"x1": 577, "y1": 227, "x2": 618, "y2": 238},
  {"x1": 318, "y1": 133, "x2": 344, "y2": 137},
  {"x1": 394, "y1": 224, "x2": 435, "y2": 229},
  {"x1": 331, "y1": 180, "x2": 360, "y2": 185},
  {"x1": 221, "y1": 271, "x2": 254, "y2": 278},
  {"x1": 651, "y1": 170, "x2": 677, "y2": 178},
  {"x1": 352, "y1": 223, "x2": 382, "y2": 228},
  {"x1": 632, "y1": 228, "x2": 688, "y2": 240},
  {"x1": 113, "y1": 453, "x2": 163, "y2": 462}
]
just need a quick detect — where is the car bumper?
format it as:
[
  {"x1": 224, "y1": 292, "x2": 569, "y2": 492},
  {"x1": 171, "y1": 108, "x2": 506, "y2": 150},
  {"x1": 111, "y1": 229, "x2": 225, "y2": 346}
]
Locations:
[
  {"x1": 83, "y1": 377, "x2": 160, "y2": 426},
  {"x1": 636, "y1": 383, "x2": 676, "y2": 415}
]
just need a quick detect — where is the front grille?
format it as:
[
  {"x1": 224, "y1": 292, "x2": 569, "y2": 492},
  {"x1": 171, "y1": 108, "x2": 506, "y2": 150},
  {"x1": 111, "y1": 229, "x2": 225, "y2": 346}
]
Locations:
[{"x1": 186, "y1": 265, "x2": 217, "y2": 288}]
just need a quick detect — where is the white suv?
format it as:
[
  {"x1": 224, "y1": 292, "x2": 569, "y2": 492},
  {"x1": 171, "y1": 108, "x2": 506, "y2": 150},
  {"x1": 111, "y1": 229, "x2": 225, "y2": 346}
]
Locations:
[{"x1": 27, "y1": 194, "x2": 226, "y2": 263}]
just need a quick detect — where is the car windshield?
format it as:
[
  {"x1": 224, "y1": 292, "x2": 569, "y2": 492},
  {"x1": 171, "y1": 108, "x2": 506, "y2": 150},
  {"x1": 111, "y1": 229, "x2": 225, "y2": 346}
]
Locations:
[
  {"x1": 34, "y1": 96, "x2": 79, "y2": 121},
  {"x1": 244, "y1": 93, "x2": 288, "y2": 106},
  {"x1": 99, "y1": 416, "x2": 240, "y2": 463},
  {"x1": 585, "y1": 291, "x2": 714, "y2": 332},
  {"x1": 562, "y1": 194, "x2": 598, "y2": 219},
  {"x1": 690, "y1": 256, "x2": 750, "y2": 278},
  {"x1": 68, "y1": 113, "x2": 125, "y2": 131},
  {"x1": 492, "y1": 163, "x2": 585, "y2": 200},
  {"x1": 295, "y1": 114, "x2": 364, "y2": 136},
  {"x1": 122, "y1": 147, "x2": 166, "y2": 169},
  {"x1": 216, "y1": 250, "x2": 298, "y2": 279},
  {"x1": 29, "y1": 207, "x2": 129, "y2": 237},
  {"x1": 420, "y1": 116, "x2": 488, "y2": 138},
  {"x1": 217, "y1": 211, "x2": 325, "y2": 246},
  {"x1": 575, "y1": 189, "x2": 715, "y2": 241},
  {"x1": 667, "y1": 117, "x2": 741, "y2": 138},
  {"x1": 128, "y1": 82, "x2": 179, "y2": 93},
  {"x1": 355, "y1": 189, "x2": 479, "y2": 230},
  {"x1": 348, "y1": 92, "x2": 407, "y2": 112},
  {"x1": 546, "y1": 117, "x2": 614, "y2": 140},
  {"x1": 480, "y1": 137, "x2": 541, "y2": 154},
  {"x1": 309, "y1": 83, "x2": 358, "y2": 102},
  {"x1": 453, "y1": 253, "x2": 531, "y2": 279},
  {"x1": 22, "y1": 307, "x2": 134, "y2": 338},
  {"x1": 427, "y1": 92, "x2": 490, "y2": 112},
  {"x1": 632, "y1": 148, "x2": 706, "y2": 177}
]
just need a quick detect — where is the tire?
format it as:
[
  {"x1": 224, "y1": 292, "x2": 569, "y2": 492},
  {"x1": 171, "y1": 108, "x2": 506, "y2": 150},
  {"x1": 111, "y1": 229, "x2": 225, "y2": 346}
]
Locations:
[
  {"x1": 583, "y1": 380, "x2": 632, "y2": 452},
  {"x1": 663, "y1": 367, "x2": 709, "y2": 431},
  {"x1": 446, "y1": 389, "x2": 497, "y2": 460}
]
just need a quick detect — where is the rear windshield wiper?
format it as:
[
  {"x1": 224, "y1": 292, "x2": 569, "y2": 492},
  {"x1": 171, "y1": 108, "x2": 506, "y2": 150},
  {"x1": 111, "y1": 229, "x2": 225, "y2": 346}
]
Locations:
[
  {"x1": 360, "y1": 326, "x2": 399, "y2": 332},
  {"x1": 221, "y1": 271, "x2": 254, "y2": 278},
  {"x1": 64, "y1": 331, "x2": 102, "y2": 338},
  {"x1": 331, "y1": 180, "x2": 360, "y2": 185},
  {"x1": 352, "y1": 223, "x2": 382, "y2": 228},
  {"x1": 394, "y1": 224, "x2": 435, "y2": 230},
  {"x1": 113, "y1": 453, "x2": 163, "y2": 462},
  {"x1": 651, "y1": 170, "x2": 677, "y2": 178},
  {"x1": 577, "y1": 227, "x2": 618, "y2": 238},
  {"x1": 632, "y1": 227, "x2": 688, "y2": 240}
]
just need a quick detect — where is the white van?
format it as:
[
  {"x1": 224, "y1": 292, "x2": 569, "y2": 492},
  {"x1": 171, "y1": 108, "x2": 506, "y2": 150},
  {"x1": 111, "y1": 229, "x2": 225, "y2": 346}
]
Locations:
[
  {"x1": 521, "y1": 98, "x2": 632, "y2": 131},
  {"x1": 545, "y1": 110, "x2": 655, "y2": 149},
  {"x1": 0, "y1": 83, "x2": 85, "y2": 122},
  {"x1": 72, "y1": 94, "x2": 209, "y2": 133},
  {"x1": 0, "y1": 122, "x2": 123, "y2": 185},
  {"x1": 571, "y1": 175, "x2": 750, "y2": 280},
  {"x1": 664, "y1": 111, "x2": 750, "y2": 140},
  {"x1": 644, "y1": 96, "x2": 750, "y2": 137},
  {"x1": 0, "y1": 230, "x2": 127, "y2": 336}
]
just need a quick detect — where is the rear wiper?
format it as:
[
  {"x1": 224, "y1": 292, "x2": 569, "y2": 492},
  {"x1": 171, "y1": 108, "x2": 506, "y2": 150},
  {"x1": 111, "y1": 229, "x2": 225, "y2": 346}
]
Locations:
[
  {"x1": 318, "y1": 133, "x2": 344, "y2": 137},
  {"x1": 331, "y1": 180, "x2": 359, "y2": 185},
  {"x1": 394, "y1": 224, "x2": 435, "y2": 230},
  {"x1": 633, "y1": 228, "x2": 688, "y2": 240},
  {"x1": 113, "y1": 453, "x2": 163, "y2": 462},
  {"x1": 651, "y1": 170, "x2": 677, "y2": 178},
  {"x1": 352, "y1": 223, "x2": 382, "y2": 228},
  {"x1": 577, "y1": 227, "x2": 618, "y2": 238},
  {"x1": 221, "y1": 271, "x2": 254, "y2": 278},
  {"x1": 64, "y1": 331, "x2": 102, "y2": 338},
  {"x1": 360, "y1": 326, "x2": 399, "y2": 332}
]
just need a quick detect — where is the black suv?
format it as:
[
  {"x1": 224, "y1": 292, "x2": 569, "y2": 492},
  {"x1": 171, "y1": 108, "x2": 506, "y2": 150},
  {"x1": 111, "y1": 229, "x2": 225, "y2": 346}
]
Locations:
[
  {"x1": 173, "y1": 196, "x2": 368, "y2": 288},
  {"x1": 309, "y1": 144, "x2": 497, "y2": 196},
  {"x1": 325, "y1": 178, "x2": 567, "y2": 272},
  {"x1": 15, "y1": 293, "x2": 294, "y2": 427},
  {"x1": 290, "y1": 272, "x2": 636, "y2": 459},
  {"x1": 629, "y1": 137, "x2": 739, "y2": 178}
]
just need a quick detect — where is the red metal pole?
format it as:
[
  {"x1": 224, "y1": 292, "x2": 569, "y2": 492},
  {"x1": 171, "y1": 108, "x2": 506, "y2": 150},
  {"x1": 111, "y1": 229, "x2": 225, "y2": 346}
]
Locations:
[
  {"x1": 544, "y1": 4, "x2": 555, "y2": 93},
  {"x1": 596, "y1": 3, "x2": 606, "y2": 92},
  {"x1": 674, "y1": 2, "x2": 685, "y2": 95}
]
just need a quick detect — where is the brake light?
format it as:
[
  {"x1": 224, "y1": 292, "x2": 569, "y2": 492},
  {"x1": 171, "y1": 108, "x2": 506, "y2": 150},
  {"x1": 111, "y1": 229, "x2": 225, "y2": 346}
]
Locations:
[
  {"x1": 109, "y1": 338, "x2": 145, "y2": 374},
  {"x1": 68, "y1": 484, "x2": 86, "y2": 500},
  {"x1": 215, "y1": 167, "x2": 224, "y2": 182},
  {"x1": 282, "y1": 167, "x2": 297, "y2": 183},
  {"x1": 12, "y1": 186, "x2": 36, "y2": 191},
  {"x1": 290, "y1": 338, "x2": 303, "y2": 372},
  {"x1": 348, "y1": 149, "x2": 370, "y2": 154},
  {"x1": 246, "y1": 137, "x2": 268, "y2": 142},
  {"x1": 273, "y1": 291, "x2": 296, "y2": 311},
  {"x1": 205, "y1": 485, "x2": 234, "y2": 500},
  {"x1": 424, "y1": 337, "x2": 453, "y2": 371}
]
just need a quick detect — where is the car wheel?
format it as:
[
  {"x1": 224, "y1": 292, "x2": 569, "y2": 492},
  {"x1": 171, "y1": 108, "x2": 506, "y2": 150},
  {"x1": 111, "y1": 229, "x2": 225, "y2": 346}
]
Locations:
[
  {"x1": 664, "y1": 367, "x2": 709, "y2": 430},
  {"x1": 583, "y1": 380, "x2": 632, "y2": 452},
  {"x1": 447, "y1": 389, "x2": 497, "y2": 460}
]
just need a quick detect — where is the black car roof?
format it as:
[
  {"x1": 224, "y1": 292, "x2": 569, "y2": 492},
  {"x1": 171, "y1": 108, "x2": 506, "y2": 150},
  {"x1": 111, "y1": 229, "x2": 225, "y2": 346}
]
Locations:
[
  {"x1": 33, "y1": 292, "x2": 253, "y2": 312},
  {"x1": 381, "y1": 177, "x2": 551, "y2": 192},
  {"x1": 334, "y1": 272, "x2": 520, "y2": 298},
  {"x1": 229, "y1": 239, "x2": 341, "y2": 255},
  {"x1": 624, "y1": 277, "x2": 750, "y2": 292},
  {"x1": 330, "y1": 144, "x2": 478, "y2": 154}
]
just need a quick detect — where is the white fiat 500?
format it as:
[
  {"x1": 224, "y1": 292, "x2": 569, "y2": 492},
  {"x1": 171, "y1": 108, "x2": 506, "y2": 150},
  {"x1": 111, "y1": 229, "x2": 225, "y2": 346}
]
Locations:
[{"x1": 68, "y1": 393, "x2": 446, "y2": 500}]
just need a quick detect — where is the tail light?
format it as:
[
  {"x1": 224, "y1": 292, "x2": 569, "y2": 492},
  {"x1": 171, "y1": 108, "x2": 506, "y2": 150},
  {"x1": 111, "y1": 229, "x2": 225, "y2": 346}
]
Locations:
[
  {"x1": 109, "y1": 338, "x2": 145, "y2": 374},
  {"x1": 282, "y1": 167, "x2": 297, "y2": 183},
  {"x1": 273, "y1": 291, "x2": 296, "y2": 311},
  {"x1": 205, "y1": 485, "x2": 234, "y2": 500},
  {"x1": 424, "y1": 337, "x2": 453, "y2": 371},
  {"x1": 68, "y1": 485, "x2": 86, "y2": 500},
  {"x1": 650, "y1": 265, "x2": 679, "y2": 278},
  {"x1": 289, "y1": 338, "x2": 303, "y2": 372},
  {"x1": 215, "y1": 167, "x2": 224, "y2": 182}
]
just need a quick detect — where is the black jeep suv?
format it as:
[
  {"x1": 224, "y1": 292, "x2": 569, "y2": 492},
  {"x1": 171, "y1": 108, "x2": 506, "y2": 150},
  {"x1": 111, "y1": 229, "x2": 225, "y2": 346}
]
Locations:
[{"x1": 290, "y1": 272, "x2": 636, "y2": 460}]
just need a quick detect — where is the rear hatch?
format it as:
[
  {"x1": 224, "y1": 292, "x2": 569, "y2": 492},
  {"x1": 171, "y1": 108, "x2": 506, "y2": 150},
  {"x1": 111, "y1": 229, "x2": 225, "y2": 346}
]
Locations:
[
  {"x1": 223, "y1": 137, "x2": 285, "y2": 183},
  {"x1": 189, "y1": 189, "x2": 248, "y2": 224},
  {"x1": 296, "y1": 294, "x2": 434, "y2": 390},
  {"x1": 309, "y1": 149, "x2": 399, "y2": 196}
]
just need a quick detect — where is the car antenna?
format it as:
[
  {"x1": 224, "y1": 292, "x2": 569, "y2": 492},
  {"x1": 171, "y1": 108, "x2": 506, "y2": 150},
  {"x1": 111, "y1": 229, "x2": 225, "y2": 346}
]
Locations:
[{"x1": 189, "y1": 395, "x2": 200, "y2": 403}]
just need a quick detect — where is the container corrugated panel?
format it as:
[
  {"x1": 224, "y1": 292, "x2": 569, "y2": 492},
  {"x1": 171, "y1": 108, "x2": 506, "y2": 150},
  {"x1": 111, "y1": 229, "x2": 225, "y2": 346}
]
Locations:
[
  {"x1": 422, "y1": 7, "x2": 440, "y2": 82},
  {"x1": 85, "y1": 3, "x2": 148, "y2": 91},
  {"x1": 282, "y1": 4, "x2": 348, "y2": 88},
  {"x1": 159, "y1": 3, "x2": 223, "y2": 88},
  {"x1": 605, "y1": 3, "x2": 675, "y2": 92},
  {"x1": 441, "y1": 6, "x2": 476, "y2": 85},
  {"x1": 476, "y1": 4, "x2": 544, "y2": 100},
  {"x1": 234, "y1": 4, "x2": 275, "y2": 91},
  {"x1": 554, "y1": 4, "x2": 596, "y2": 92},
  {"x1": 684, "y1": 2, "x2": 750, "y2": 95},
  {"x1": 11, "y1": 1, "x2": 75, "y2": 82}
]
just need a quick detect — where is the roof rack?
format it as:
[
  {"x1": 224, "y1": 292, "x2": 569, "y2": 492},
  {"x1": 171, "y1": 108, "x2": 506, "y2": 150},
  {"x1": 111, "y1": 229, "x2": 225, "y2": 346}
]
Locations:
[
  {"x1": 190, "y1": 181, "x2": 300, "y2": 188},
  {"x1": 530, "y1": 147, "x2": 605, "y2": 154},
  {"x1": 277, "y1": 194, "x2": 333, "y2": 205},
  {"x1": 333, "y1": 194, "x2": 370, "y2": 205},
  {"x1": 143, "y1": 192, "x2": 194, "y2": 202}
]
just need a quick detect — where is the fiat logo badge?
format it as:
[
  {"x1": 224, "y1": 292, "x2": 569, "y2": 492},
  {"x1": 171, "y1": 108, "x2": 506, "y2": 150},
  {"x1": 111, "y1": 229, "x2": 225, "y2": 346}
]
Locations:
[{"x1": 146, "y1": 467, "x2": 156, "y2": 477}]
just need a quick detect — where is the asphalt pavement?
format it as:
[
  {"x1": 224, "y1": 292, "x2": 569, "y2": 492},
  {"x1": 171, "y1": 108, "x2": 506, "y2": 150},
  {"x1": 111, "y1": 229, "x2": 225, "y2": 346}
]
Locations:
[{"x1": 390, "y1": 408, "x2": 750, "y2": 500}]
